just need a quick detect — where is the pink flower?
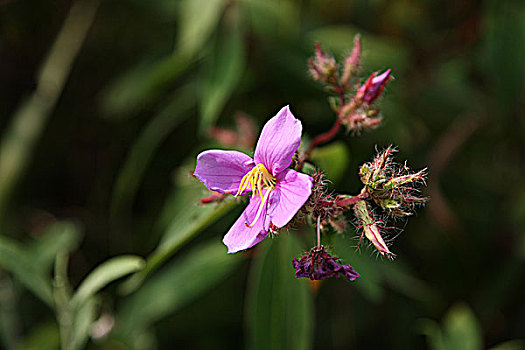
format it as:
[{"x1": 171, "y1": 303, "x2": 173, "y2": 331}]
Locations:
[{"x1": 194, "y1": 106, "x2": 313, "y2": 253}]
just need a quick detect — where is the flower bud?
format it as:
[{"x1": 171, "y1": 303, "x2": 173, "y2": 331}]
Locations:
[
  {"x1": 340, "y1": 34, "x2": 362, "y2": 86},
  {"x1": 353, "y1": 200, "x2": 394, "y2": 258},
  {"x1": 359, "y1": 147, "x2": 427, "y2": 217},
  {"x1": 356, "y1": 69, "x2": 392, "y2": 104},
  {"x1": 308, "y1": 43, "x2": 338, "y2": 84}
]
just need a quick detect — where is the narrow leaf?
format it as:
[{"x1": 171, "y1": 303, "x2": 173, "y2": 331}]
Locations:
[
  {"x1": 199, "y1": 18, "x2": 245, "y2": 132},
  {"x1": 442, "y1": 303, "x2": 482, "y2": 350},
  {"x1": 71, "y1": 255, "x2": 144, "y2": 307},
  {"x1": 0, "y1": 236, "x2": 53, "y2": 306},
  {"x1": 178, "y1": 0, "x2": 226, "y2": 57},
  {"x1": 119, "y1": 168, "x2": 238, "y2": 294},
  {"x1": 246, "y1": 235, "x2": 314, "y2": 350},
  {"x1": 114, "y1": 241, "x2": 241, "y2": 337},
  {"x1": 28, "y1": 221, "x2": 81, "y2": 273}
]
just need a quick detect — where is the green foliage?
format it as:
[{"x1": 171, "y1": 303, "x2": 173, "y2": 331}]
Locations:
[
  {"x1": 246, "y1": 235, "x2": 314, "y2": 350},
  {"x1": 419, "y1": 303, "x2": 482, "y2": 350},
  {"x1": 71, "y1": 256, "x2": 144, "y2": 308},
  {"x1": 310, "y1": 141, "x2": 350, "y2": 183},
  {"x1": 115, "y1": 240, "x2": 241, "y2": 346}
]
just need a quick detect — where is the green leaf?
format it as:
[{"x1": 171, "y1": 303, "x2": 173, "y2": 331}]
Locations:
[
  {"x1": 110, "y1": 85, "x2": 196, "y2": 222},
  {"x1": 334, "y1": 234, "x2": 384, "y2": 302},
  {"x1": 71, "y1": 255, "x2": 145, "y2": 308},
  {"x1": 119, "y1": 168, "x2": 238, "y2": 294},
  {"x1": 178, "y1": 0, "x2": 226, "y2": 57},
  {"x1": 114, "y1": 240, "x2": 241, "y2": 338},
  {"x1": 0, "y1": 236, "x2": 53, "y2": 306},
  {"x1": 246, "y1": 235, "x2": 314, "y2": 350},
  {"x1": 442, "y1": 303, "x2": 482, "y2": 350},
  {"x1": 240, "y1": 0, "x2": 300, "y2": 39},
  {"x1": 28, "y1": 221, "x2": 81, "y2": 274},
  {"x1": 99, "y1": 55, "x2": 192, "y2": 119},
  {"x1": 418, "y1": 319, "x2": 445, "y2": 350},
  {"x1": 419, "y1": 303, "x2": 483, "y2": 350},
  {"x1": 199, "y1": 18, "x2": 245, "y2": 132},
  {"x1": 310, "y1": 141, "x2": 350, "y2": 184},
  {"x1": 69, "y1": 297, "x2": 98, "y2": 350}
]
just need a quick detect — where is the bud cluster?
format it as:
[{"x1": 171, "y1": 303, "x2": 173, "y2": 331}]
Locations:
[
  {"x1": 307, "y1": 36, "x2": 392, "y2": 134},
  {"x1": 359, "y1": 146, "x2": 427, "y2": 217},
  {"x1": 308, "y1": 43, "x2": 338, "y2": 85}
]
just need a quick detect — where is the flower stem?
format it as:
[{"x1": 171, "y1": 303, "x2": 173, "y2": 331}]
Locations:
[
  {"x1": 304, "y1": 118, "x2": 342, "y2": 161},
  {"x1": 316, "y1": 215, "x2": 321, "y2": 248},
  {"x1": 335, "y1": 189, "x2": 369, "y2": 208},
  {"x1": 298, "y1": 89, "x2": 346, "y2": 170}
]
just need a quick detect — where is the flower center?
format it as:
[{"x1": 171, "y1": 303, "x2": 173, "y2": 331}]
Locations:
[
  {"x1": 235, "y1": 164, "x2": 276, "y2": 228},
  {"x1": 235, "y1": 163, "x2": 276, "y2": 200}
]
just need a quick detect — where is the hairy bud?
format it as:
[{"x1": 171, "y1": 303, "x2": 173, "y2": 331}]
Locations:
[
  {"x1": 353, "y1": 200, "x2": 394, "y2": 258},
  {"x1": 308, "y1": 43, "x2": 338, "y2": 84}
]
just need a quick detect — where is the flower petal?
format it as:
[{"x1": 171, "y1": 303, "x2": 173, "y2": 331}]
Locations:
[
  {"x1": 254, "y1": 105, "x2": 302, "y2": 176},
  {"x1": 268, "y1": 169, "x2": 312, "y2": 228},
  {"x1": 194, "y1": 150, "x2": 254, "y2": 193},
  {"x1": 223, "y1": 197, "x2": 270, "y2": 253}
]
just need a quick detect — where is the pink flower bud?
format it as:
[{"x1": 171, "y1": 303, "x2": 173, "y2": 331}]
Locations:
[
  {"x1": 353, "y1": 200, "x2": 394, "y2": 259},
  {"x1": 341, "y1": 34, "x2": 362, "y2": 86},
  {"x1": 308, "y1": 43, "x2": 338, "y2": 84},
  {"x1": 356, "y1": 69, "x2": 392, "y2": 103}
]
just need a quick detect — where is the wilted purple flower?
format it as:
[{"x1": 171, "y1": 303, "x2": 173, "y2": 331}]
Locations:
[
  {"x1": 357, "y1": 69, "x2": 392, "y2": 103},
  {"x1": 293, "y1": 246, "x2": 360, "y2": 281},
  {"x1": 194, "y1": 106, "x2": 313, "y2": 253}
]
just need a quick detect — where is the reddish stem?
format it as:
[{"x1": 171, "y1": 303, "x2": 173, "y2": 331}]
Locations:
[
  {"x1": 335, "y1": 190, "x2": 369, "y2": 207},
  {"x1": 298, "y1": 89, "x2": 346, "y2": 170},
  {"x1": 304, "y1": 118, "x2": 342, "y2": 159}
]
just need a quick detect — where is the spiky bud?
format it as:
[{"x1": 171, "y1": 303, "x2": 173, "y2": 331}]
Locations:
[
  {"x1": 308, "y1": 43, "x2": 338, "y2": 84},
  {"x1": 353, "y1": 200, "x2": 394, "y2": 258},
  {"x1": 340, "y1": 35, "x2": 362, "y2": 86}
]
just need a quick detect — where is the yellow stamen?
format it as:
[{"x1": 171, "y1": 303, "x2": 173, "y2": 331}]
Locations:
[
  {"x1": 245, "y1": 188, "x2": 272, "y2": 227},
  {"x1": 235, "y1": 164, "x2": 277, "y2": 227},
  {"x1": 235, "y1": 164, "x2": 276, "y2": 200}
]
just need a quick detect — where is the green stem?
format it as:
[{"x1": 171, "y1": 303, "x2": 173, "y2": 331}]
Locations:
[{"x1": 54, "y1": 252, "x2": 72, "y2": 350}]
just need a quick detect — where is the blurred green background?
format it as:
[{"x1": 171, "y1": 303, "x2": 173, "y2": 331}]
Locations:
[{"x1": 0, "y1": 0, "x2": 524, "y2": 349}]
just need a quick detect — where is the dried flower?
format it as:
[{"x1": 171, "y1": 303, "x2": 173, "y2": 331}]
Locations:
[
  {"x1": 194, "y1": 106, "x2": 313, "y2": 253},
  {"x1": 293, "y1": 246, "x2": 360, "y2": 281}
]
